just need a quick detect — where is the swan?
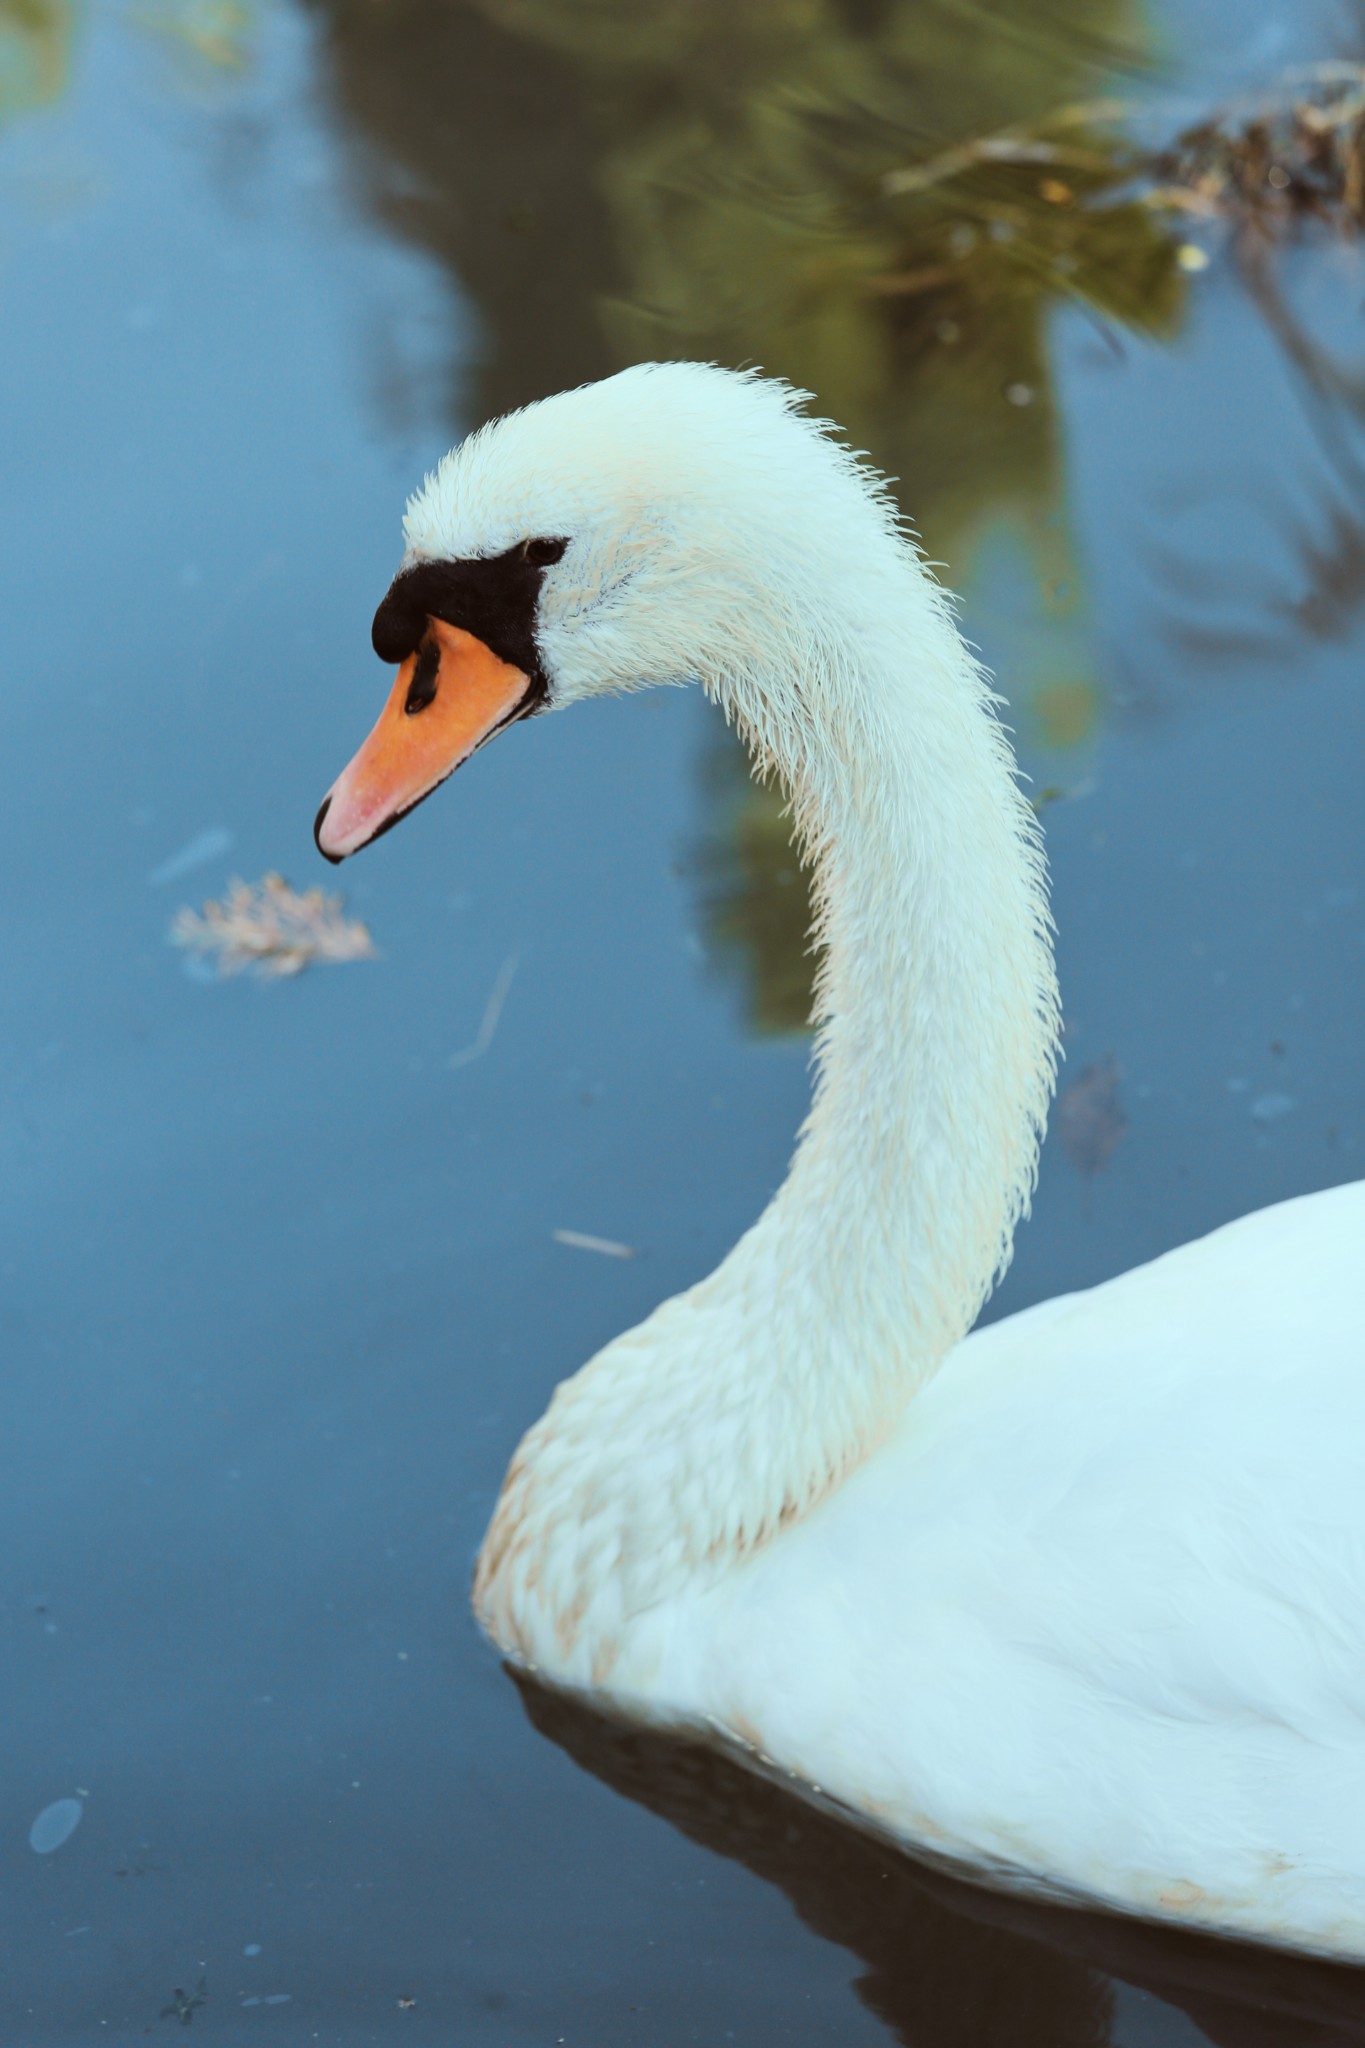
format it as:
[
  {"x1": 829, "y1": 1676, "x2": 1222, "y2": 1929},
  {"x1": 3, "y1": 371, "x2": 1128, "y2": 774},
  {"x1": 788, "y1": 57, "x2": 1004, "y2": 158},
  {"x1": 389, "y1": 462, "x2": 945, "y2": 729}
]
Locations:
[{"x1": 314, "y1": 362, "x2": 1365, "y2": 1962}]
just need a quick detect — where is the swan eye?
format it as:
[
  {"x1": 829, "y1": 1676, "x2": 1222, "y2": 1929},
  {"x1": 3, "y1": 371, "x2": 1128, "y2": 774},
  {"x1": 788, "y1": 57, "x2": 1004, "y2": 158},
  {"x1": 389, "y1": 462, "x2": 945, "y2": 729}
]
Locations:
[
  {"x1": 404, "y1": 638, "x2": 440, "y2": 716},
  {"x1": 520, "y1": 537, "x2": 567, "y2": 568}
]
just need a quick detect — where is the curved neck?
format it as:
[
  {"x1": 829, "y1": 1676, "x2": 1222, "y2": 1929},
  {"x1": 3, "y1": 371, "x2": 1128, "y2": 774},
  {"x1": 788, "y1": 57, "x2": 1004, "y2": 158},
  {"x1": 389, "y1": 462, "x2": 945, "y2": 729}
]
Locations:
[
  {"x1": 476, "y1": 547, "x2": 1059, "y2": 1678},
  {"x1": 738, "y1": 563, "x2": 1058, "y2": 1392}
]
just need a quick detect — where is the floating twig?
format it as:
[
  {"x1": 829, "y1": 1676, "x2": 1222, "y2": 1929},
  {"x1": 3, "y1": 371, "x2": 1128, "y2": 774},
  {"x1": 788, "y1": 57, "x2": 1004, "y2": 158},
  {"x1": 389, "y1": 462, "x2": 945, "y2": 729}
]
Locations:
[
  {"x1": 448, "y1": 954, "x2": 519, "y2": 1069},
  {"x1": 552, "y1": 1229, "x2": 636, "y2": 1259},
  {"x1": 882, "y1": 99, "x2": 1130, "y2": 197}
]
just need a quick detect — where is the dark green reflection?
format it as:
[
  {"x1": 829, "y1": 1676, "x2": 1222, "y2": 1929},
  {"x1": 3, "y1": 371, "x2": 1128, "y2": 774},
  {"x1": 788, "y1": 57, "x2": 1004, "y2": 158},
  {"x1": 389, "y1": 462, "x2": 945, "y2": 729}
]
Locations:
[
  {"x1": 0, "y1": 0, "x2": 72, "y2": 123},
  {"x1": 494, "y1": 0, "x2": 1180, "y2": 1028},
  {"x1": 482, "y1": 0, "x2": 1180, "y2": 537}
]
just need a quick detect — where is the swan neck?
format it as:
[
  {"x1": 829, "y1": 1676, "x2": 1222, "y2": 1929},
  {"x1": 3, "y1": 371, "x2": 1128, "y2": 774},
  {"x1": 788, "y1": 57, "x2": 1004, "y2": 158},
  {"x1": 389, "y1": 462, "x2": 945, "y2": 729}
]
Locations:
[{"x1": 476, "y1": 542, "x2": 1059, "y2": 1672}]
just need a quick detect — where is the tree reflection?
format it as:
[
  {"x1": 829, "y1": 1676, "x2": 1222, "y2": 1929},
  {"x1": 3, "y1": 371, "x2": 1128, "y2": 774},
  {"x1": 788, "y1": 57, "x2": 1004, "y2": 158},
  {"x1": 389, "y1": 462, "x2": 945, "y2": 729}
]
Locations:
[{"x1": 309, "y1": 0, "x2": 1183, "y2": 1030}]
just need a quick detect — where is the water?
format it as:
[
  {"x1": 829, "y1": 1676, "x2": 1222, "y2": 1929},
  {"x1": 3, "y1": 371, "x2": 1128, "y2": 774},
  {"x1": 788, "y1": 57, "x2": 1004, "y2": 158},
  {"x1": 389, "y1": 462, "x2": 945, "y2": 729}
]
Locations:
[{"x1": 1, "y1": 0, "x2": 1363, "y2": 2039}]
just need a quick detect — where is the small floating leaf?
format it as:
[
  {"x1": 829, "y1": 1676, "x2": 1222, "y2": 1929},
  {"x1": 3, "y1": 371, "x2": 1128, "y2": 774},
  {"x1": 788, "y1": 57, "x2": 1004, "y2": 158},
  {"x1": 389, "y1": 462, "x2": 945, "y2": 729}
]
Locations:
[{"x1": 170, "y1": 873, "x2": 376, "y2": 979}]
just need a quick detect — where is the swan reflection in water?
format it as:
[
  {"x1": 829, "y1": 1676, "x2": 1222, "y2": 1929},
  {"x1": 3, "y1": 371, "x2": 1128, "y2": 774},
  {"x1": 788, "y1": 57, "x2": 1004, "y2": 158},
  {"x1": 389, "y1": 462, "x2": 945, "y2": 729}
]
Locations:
[{"x1": 516, "y1": 1673, "x2": 1365, "y2": 2048}]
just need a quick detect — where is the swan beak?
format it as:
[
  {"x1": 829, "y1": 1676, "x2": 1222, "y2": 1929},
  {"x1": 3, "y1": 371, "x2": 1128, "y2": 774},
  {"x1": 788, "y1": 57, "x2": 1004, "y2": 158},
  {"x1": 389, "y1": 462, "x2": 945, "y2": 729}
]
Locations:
[{"x1": 315, "y1": 621, "x2": 533, "y2": 862}]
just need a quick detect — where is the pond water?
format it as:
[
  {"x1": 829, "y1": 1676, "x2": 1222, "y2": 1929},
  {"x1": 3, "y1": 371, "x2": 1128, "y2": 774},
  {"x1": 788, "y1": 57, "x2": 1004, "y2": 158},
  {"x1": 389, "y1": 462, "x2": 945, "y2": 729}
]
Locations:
[{"x1": 2, "y1": 0, "x2": 1363, "y2": 2040}]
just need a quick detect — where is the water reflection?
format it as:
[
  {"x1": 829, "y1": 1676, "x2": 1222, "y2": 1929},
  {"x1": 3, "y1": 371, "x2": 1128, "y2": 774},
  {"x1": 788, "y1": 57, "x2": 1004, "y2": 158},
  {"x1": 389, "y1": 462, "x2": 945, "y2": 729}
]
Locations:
[
  {"x1": 521, "y1": 1676, "x2": 1365, "y2": 2048},
  {"x1": 131, "y1": 0, "x2": 255, "y2": 80},
  {"x1": 311, "y1": 0, "x2": 1174, "y2": 1029},
  {"x1": 0, "y1": 0, "x2": 71, "y2": 124},
  {"x1": 308, "y1": 0, "x2": 615, "y2": 417},
  {"x1": 310, "y1": 0, "x2": 1365, "y2": 1031}
]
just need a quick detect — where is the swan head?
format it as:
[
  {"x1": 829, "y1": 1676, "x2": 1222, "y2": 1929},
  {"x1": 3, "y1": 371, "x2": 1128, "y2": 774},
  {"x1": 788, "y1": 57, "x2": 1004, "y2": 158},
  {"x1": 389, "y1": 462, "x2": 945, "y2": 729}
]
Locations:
[{"x1": 314, "y1": 361, "x2": 912, "y2": 860}]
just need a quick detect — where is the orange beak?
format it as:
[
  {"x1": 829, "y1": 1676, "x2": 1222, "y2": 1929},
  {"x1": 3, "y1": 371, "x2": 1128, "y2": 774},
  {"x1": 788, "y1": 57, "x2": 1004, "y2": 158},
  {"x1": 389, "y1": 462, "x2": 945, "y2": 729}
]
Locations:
[{"x1": 315, "y1": 620, "x2": 533, "y2": 861}]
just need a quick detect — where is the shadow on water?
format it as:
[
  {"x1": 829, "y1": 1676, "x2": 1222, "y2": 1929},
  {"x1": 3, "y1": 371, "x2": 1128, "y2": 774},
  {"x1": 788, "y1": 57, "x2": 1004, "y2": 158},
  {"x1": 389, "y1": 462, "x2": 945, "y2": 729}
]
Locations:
[{"x1": 519, "y1": 1674, "x2": 1365, "y2": 2048}]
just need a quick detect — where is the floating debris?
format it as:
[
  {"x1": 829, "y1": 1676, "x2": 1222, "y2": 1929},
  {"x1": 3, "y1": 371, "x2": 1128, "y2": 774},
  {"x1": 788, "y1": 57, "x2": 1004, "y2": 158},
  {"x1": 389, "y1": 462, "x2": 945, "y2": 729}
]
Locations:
[
  {"x1": 147, "y1": 825, "x2": 234, "y2": 887},
  {"x1": 1029, "y1": 775, "x2": 1097, "y2": 815},
  {"x1": 170, "y1": 874, "x2": 375, "y2": 979},
  {"x1": 552, "y1": 1229, "x2": 636, "y2": 1259},
  {"x1": 160, "y1": 1978, "x2": 208, "y2": 2027},
  {"x1": 29, "y1": 1797, "x2": 83, "y2": 1854},
  {"x1": 1057, "y1": 1056, "x2": 1128, "y2": 1178},
  {"x1": 449, "y1": 954, "x2": 519, "y2": 1069}
]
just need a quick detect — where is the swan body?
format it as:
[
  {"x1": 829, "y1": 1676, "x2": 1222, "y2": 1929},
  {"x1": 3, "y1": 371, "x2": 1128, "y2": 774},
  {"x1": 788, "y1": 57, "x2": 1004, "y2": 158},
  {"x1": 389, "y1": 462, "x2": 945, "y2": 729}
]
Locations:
[
  {"x1": 316, "y1": 362, "x2": 1365, "y2": 1960},
  {"x1": 642, "y1": 1184, "x2": 1365, "y2": 1957}
]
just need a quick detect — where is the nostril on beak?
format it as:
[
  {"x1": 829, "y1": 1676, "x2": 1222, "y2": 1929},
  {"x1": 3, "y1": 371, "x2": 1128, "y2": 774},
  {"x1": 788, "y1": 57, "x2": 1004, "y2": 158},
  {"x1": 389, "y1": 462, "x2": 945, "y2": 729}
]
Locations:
[{"x1": 314, "y1": 794, "x2": 342, "y2": 864}]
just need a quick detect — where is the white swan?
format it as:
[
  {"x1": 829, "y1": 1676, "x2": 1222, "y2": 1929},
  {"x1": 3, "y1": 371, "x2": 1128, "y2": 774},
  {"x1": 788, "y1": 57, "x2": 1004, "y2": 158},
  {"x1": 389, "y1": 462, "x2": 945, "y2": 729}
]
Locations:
[{"x1": 315, "y1": 362, "x2": 1365, "y2": 1961}]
